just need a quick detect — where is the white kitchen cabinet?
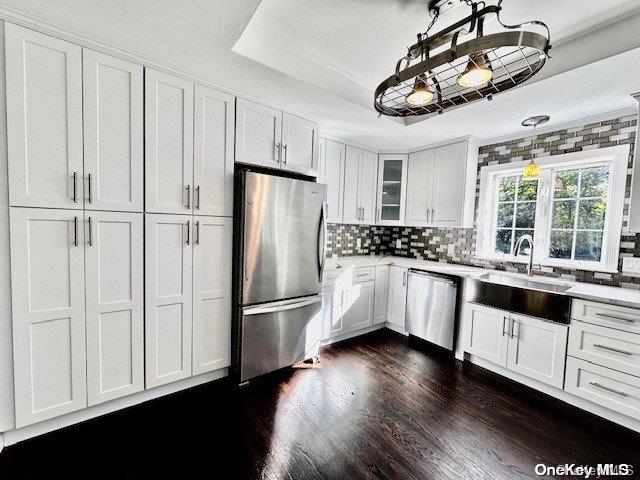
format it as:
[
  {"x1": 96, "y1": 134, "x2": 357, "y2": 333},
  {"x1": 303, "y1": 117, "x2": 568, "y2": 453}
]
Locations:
[
  {"x1": 84, "y1": 211, "x2": 144, "y2": 405},
  {"x1": 192, "y1": 216, "x2": 233, "y2": 375},
  {"x1": 323, "y1": 291, "x2": 346, "y2": 338},
  {"x1": 9, "y1": 208, "x2": 87, "y2": 427},
  {"x1": 145, "y1": 69, "x2": 194, "y2": 214},
  {"x1": 281, "y1": 112, "x2": 319, "y2": 176},
  {"x1": 145, "y1": 214, "x2": 193, "y2": 387},
  {"x1": 343, "y1": 146, "x2": 378, "y2": 225},
  {"x1": 6, "y1": 24, "x2": 83, "y2": 210},
  {"x1": 404, "y1": 140, "x2": 477, "y2": 228},
  {"x1": 374, "y1": 266, "x2": 389, "y2": 325},
  {"x1": 194, "y1": 85, "x2": 235, "y2": 217},
  {"x1": 319, "y1": 139, "x2": 345, "y2": 223},
  {"x1": 387, "y1": 266, "x2": 408, "y2": 329},
  {"x1": 464, "y1": 303, "x2": 509, "y2": 366},
  {"x1": 507, "y1": 313, "x2": 568, "y2": 388},
  {"x1": 83, "y1": 49, "x2": 143, "y2": 212},
  {"x1": 235, "y1": 98, "x2": 282, "y2": 169},
  {"x1": 376, "y1": 154, "x2": 407, "y2": 225},
  {"x1": 344, "y1": 281, "x2": 375, "y2": 331}
]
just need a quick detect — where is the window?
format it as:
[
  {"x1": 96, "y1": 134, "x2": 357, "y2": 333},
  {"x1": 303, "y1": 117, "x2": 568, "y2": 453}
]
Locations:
[{"x1": 476, "y1": 146, "x2": 628, "y2": 273}]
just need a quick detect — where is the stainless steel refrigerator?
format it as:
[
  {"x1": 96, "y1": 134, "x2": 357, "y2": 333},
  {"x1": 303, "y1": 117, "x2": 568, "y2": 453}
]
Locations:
[{"x1": 233, "y1": 170, "x2": 327, "y2": 383}]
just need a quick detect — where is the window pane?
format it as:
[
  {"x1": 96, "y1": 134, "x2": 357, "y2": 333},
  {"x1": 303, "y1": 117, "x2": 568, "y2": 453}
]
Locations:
[
  {"x1": 515, "y1": 202, "x2": 536, "y2": 228},
  {"x1": 497, "y1": 203, "x2": 514, "y2": 228},
  {"x1": 551, "y1": 200, "x2": 576, "y2": 229},
  {"x1": 495, "y1": 229, "x2": 513, "y2": 254},
  {"x1": 514, "y1": 230, "x2": 534, "y2": 256},
  {"x1": 554, "y1": 169, "x2": 578, "y2": 198},
  {"x1": 577, "y1": 199, "x2": 606, "y2": 229},
  {"x1": 518, "y1": 179, "x2": 538, "y2": 201},
  {"x1": 580, "y1": 166, "x2": 609, "y2": 198},
  {"x1": 498, "y1": 176, "x2": 516, "y2": 201},
  {"x1": 549, "y1": 231, "x2": 573, "y2": 259},
  {"x1": 575, "y1": 231, "x2": 603, "y2": 261}
]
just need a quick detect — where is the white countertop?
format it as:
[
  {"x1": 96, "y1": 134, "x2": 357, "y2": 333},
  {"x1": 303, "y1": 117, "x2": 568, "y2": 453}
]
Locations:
[{"x1": 325, "y1": 255, "x2": 640, "y2": 310}]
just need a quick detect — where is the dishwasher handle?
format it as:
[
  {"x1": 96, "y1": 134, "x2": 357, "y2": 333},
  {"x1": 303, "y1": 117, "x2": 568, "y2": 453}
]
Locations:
[{"x1": 408, "y1": 269, "x2": 456, "y2": 285}]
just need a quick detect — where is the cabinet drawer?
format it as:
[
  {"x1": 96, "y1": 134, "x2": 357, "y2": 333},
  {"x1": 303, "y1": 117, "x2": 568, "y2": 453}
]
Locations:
[
  {"x1": 571, "y1": 299, "x2": 640, "y2": 334},
  {"x1": 565, "y1": 357, "x2": 640, "y2": 421},
  {"x1": 323, "y1": 268, "x2": 353, "y2": 289},
  {"x1": 353, "y1": 267, "x2": 375, "y2": 283},
  {"x1": 568, "y1": 320, "x2": 640, "y2": 378}
]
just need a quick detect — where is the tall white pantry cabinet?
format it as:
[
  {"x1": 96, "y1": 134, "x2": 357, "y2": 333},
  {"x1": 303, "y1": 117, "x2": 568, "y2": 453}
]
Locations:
[{"x1": 4, "y1": 23, "x2": 233, "y2": 430}]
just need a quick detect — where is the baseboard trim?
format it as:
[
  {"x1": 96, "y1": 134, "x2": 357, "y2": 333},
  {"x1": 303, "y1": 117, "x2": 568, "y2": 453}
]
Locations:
[
  {"x1": 467, "y1": 354, "x2": 640, "y2": 433},
  {"x1": 2, "y1": 368, "x2": 228, "y2": 446}
]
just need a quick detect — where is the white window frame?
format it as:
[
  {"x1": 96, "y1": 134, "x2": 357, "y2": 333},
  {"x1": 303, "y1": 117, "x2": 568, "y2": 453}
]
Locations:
[{"x1": 476, "y1": 145, "x2": 629, "y2": 273}]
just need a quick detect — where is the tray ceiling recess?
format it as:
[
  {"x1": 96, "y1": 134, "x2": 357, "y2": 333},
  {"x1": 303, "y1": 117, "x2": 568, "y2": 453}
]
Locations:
[{"x1": 374, "y1": 0, "x2": 551, "y2": 119}]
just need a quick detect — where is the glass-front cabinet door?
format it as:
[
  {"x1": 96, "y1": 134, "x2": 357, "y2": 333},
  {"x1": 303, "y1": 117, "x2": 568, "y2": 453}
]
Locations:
[{"x1": 376, "y1": 154, "x2": 408, "y2": 225}]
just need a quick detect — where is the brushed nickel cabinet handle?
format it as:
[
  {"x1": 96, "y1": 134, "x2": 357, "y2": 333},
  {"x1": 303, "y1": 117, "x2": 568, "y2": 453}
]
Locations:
[
  {"x1": 283, "y1": 144, "x2": 287, "y2": 165},
  {"x1": 88, "y1": 216, "x2": 93, "y2": 246},
  {"x1": 590, "y1": 382, "x2": 628, "y2": 397},
  {"x1": 402, "y1": 271, "x2": 407, "y2": 286},
  {"x1": 595, "y1": 312, "x2": 637, "y2": 324},
  {"x1": 73, "y1": 216, "x2": 78, "y2": 246},
  {"x1": 88, "y1": 173, "x2": 93, "y2": 203},
  {"x1": 72, "y1": 172, "x2": 77, "y2": 203},
  {"x1": 593, "y1": 344, "x2": 634, "y2": 356},
  {"x1": 432, "y1": 208, "x2": 435, "y2": 221},
  {"x1": 186, "y1": 185, "x2": 191, "y2": 210},
  {"x1": 186, "y1": 220, "x2": 190, "y2": 245},
  {"x1": 196, "y1": 185, "x2": 200, "y2": 210},
  {"x1": 502, "y1": 316, "x2": 508, "y2": 336},
  {"x1": 195, "y1": 221, "x2": 200, "y2": 245}
]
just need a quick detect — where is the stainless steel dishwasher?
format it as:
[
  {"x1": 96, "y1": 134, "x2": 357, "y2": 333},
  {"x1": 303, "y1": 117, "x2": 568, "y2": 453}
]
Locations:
[{"x1": 406, "y1": 269, "x2": 458, "y2": 351}]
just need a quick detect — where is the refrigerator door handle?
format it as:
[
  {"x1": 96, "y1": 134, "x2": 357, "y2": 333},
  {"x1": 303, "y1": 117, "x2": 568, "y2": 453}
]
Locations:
[
  {"x1": 318, "y1": 201, "x2": 327, "y2": 282},
  {"x1": 243, "y1": 295, "x2": 322, "y2": 316}
]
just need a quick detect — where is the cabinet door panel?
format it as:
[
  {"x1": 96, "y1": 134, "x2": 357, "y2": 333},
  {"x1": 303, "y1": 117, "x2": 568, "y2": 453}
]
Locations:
[
  {"x1": 6, "y1": 24, "x2": 83, "y2": 209},
  {"x1": 83, "y1": 50, "x2": 143, "y2": 212},
  {"x1": 507, "y1": 313, "x2": 568, "y2": 388},
  {"x1": 145, "y1": 214, "x2": 192, "y2": 387},
  {"x1": 194, "y1": 85, "x2": 235, "y2": 217},
  {"x1": 145, "y1": 69, "x2": 194, "y2": 214},
  {"x1": 235, "y1": 98, "x2": 282, "y2": 168},
  {"x1": 85, "y1": 212, "x2": 143, "y2": 405},
  {"x1": 281, "y1": 113, "x2": 318, "y2": 176},
  {"x1": 376, "y1": 154, "x2": 407, "y2": 225},
  {"x1": 192, "y1": 216, "x2": 232, "y2": 375},
  {"x1": 374, "y1": 266, "x2": 389, "y2": 325},
  {"x1": 464, "y1": 303, "x2": 509, "y2": 367},
  {"x1": 322, "y1": 140, "x2": 345, "y2": 223},
  {"x1": 387, "y1": 266, "x2": 407, "y2": 328},
  {"x1": 343, "y1": 146, "x2": 361, "y2": 224},
  {"x1": 431, "y1": 143, "x2": 467, "y2": 227},
  {"x1": 405, "y1": 150, "x2": 433, "y2": 226},
  {"x1": 10, "y1": 207, "x2": 86, "y2": 427},
  {"x1": 359, "y1": 150, "x2": 378, "y2": 224},
  {"x1": 346, "y1": 281, "x2": 374, "y2": 331}
]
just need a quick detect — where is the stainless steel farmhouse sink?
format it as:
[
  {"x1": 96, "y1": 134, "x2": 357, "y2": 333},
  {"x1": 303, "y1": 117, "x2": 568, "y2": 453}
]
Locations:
[{"x1": 468, "y1": 273, "x2": 573, "y2": 324}]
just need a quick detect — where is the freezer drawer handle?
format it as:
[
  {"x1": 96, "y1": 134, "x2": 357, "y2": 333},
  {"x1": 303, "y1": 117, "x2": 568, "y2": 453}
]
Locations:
[
  {"x1": 589, "y1": 382, "x2": 628, "y2": 397},
  {"x1": 244, "y1": 296, "x2": 322, "y2": 316}
]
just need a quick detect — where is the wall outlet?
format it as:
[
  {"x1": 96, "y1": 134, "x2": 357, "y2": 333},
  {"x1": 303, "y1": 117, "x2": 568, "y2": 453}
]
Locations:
[
  {"x1": 395, "y1": 239, "x2": 402, "y2": 249},
  {"x1": 356, "y1": 238, "x2": 362, "y2": 250},
  {"x1": 622, "y1": 257, "x2": 640, "y2": 274}
]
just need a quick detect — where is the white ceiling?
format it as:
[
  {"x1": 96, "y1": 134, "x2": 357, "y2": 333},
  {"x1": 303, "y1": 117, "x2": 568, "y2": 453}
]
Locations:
[{"x1": 2, "y1": 0, "x2": 640, "y2": 150}]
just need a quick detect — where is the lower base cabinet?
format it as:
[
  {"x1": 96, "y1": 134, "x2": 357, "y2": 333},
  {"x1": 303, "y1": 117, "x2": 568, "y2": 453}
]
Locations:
[
  {"x1": 464, "y1": 303, "x2": 568, "y2": 389},
  {"x1": 387, "y1": 266, "x2": 407, "y2": 329},
  {"x1": 344, "y1": 281, "x2": 374, "y2": 331}
]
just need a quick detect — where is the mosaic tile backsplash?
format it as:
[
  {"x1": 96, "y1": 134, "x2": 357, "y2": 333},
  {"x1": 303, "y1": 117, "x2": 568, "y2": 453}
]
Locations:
[{"x1": 326, "y1": 114, "x2": 640, "y2": 289}]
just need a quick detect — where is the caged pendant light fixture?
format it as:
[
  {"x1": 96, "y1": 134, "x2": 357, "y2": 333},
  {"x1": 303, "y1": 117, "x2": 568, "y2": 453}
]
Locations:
[{"x1": 374, "y1": 0, "x2": 551, "y2": 119}]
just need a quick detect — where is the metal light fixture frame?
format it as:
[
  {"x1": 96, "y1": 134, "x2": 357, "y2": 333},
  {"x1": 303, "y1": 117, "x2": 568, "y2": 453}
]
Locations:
[{"x1": 374, "y1": 0, "x2": 551, "y2": 118}]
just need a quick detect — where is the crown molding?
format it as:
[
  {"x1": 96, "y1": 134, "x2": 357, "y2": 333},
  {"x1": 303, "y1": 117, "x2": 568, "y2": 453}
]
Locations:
[
  {"x1": 319, "y1": 134, "x2": 379, "y2": 153},
  {"x1": 479, "y1": 107, "x2": 637, "y2": 147},
  {"x1": 0, "y1": 5, "x2": 324, "y2": 125}
]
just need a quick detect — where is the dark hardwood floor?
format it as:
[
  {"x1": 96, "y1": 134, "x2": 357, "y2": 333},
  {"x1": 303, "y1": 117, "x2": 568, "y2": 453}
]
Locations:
[{"x1": 1, "y1": 329, "x2": 639, "y2": 479}]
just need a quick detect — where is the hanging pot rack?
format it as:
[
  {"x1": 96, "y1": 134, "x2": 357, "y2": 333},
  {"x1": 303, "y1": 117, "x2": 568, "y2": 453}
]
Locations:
[{"x1": 374, "y1": 0, "x2": 551, "y2": 119}]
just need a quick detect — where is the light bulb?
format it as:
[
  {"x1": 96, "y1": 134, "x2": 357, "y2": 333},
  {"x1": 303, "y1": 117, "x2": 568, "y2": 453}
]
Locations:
[
  {"x1": 457, "y1": 54, "x2": 494, "y2": 88},
  {"x1": 522, "y1": 160, "x2": 540, "y2": 180},
  {"x1": 406, "y1": 74, "x2": 435, "y2": 106}
]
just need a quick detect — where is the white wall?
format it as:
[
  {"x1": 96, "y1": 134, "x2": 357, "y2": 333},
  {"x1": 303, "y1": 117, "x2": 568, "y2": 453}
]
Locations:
[{"x1": 0, "y1": 21, "x2": 16, "y2": 432}]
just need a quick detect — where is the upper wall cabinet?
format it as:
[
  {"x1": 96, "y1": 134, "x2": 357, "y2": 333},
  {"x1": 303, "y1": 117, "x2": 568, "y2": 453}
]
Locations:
[
  {"x1": 318, "y1": 138, "x2": 345, "y2": 223},
  {"x1": 376, "y1": 154, "x2": 408, "y2": 226},
  {"x1": 145, "y1": 69, "x2": 194, "y2": 214},
  {"x1": 145, "y1": 71, "x2": 234, "y2": 216},
  {"x1": 6, "y1": 24, "x2": 83, "y2": 209},
  {"x1": 194, "y1": 85, "x2": 235, "y2": 217},
  {"x1": 343, "y1": 146, "x2": 378, "y2": 225},
  {"x1": 235, "y1": 98, "x2": 319, "y2": 176},
  {"x1": 83, "y1": 49, "x2": 143, "y2": 212},
  {"x1": 405, "y1": 140, "x2": 478, "y2": 228}
]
